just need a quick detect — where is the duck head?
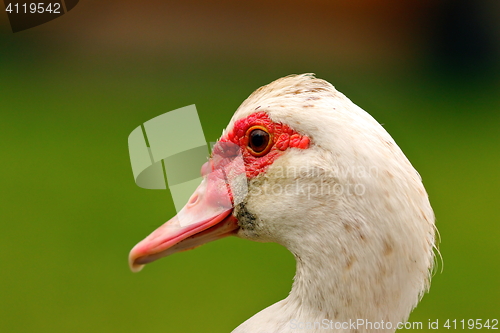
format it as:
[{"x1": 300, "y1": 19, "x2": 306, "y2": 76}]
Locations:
[{"x1": 129, "y1": 74, "x2": 436, "y2": 331}]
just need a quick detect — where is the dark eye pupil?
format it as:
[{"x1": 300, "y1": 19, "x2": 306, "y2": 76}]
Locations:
[{"x1": 249, "y1": 129, "x2": 269, "y2": 152}]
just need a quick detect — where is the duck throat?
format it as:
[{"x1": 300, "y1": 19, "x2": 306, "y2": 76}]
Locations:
[{"x1": 281, "y1": 220, "x2": 429, "y2": 333}]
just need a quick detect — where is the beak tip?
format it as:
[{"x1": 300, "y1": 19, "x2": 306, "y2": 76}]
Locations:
[
  {"x1": 129, "y1": 248, "x2": 145, "y2": 273},
  {"x1": 130, "y1": 264, "x2": 144, "y2": 273},
  {"x1": 129, "y1": 257, "x2": 144, "y2": 272}
]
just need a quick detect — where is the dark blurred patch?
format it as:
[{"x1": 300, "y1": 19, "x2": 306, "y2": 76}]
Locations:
[
  {"x1": 65, "y1": 0, "x2": 78, "y2": 11},
  {"x1": 427, "y1": 0, "x2": 497, "y2": 79}
]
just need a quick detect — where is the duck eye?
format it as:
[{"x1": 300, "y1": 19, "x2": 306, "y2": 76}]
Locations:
[{"x1": 247, "y1": 126, "x2": 271, "y2": 156}]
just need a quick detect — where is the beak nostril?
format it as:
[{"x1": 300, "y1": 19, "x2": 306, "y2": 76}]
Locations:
[{"x1": 188, "y1": 193, "x2": 199, "y2": 205}]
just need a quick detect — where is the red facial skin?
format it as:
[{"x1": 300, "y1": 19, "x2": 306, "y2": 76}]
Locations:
[{"x1": 210, "y1": 112, "x2": 310, "y2": 179}]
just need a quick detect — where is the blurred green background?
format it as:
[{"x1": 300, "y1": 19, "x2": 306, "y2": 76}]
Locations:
[{"x1": 1, "y1": 1, "x2": 499, "y2": 332}]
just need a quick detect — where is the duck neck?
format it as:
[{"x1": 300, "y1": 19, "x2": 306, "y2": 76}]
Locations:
[
  {"x1": 234, "y1": 225, "x2": 428, "y2": 333},
  {"x1": 283, "y1": 234, "x2": 413, "y2": 333}
]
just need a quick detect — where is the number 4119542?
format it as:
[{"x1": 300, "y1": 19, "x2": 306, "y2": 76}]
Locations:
[
  {"x1": 5, "y1": 3, "x2": 62, "y2": 14},
  {"x1": 443, "y1": 319, "x2": 498, "y2": 330}
]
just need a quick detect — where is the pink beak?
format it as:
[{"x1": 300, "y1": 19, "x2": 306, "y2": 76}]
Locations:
[{"x1": 129, "y1": 161, "x2": 240, "y2": 272}]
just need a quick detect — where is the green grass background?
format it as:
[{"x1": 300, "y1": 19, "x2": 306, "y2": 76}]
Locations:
[{"x1": 1, "y1": 3, "x2": 499, "y2": 332}]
